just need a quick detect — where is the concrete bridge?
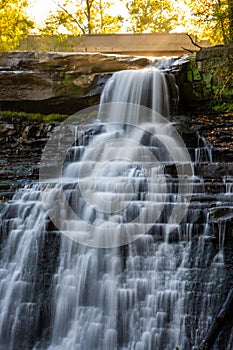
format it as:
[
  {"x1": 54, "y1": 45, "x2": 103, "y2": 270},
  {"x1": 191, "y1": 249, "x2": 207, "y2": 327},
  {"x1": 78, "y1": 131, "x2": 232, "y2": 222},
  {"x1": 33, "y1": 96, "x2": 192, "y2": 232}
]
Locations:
[{"x1": 19, "y1": 33, "x2": 211, "y2": 56}]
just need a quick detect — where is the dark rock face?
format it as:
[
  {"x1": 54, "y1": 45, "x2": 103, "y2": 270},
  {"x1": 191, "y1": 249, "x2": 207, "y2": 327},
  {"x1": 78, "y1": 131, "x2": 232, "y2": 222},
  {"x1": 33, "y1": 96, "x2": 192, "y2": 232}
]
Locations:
[
  {"x1": 176, "y1": 45, "x2": 233, "y2": 112},
  {"x1": 0, "y1": 51, "x2": 150, "y2": 114},
  {"x1": 156, "y1": 44, "x2": 233, "y2": 113},
  {"x1": 0, "y1": 110, "x2": 102, "y2": 203},
  {"x1": 0, "y1": 116, "x2": 56, "y2": 202}
]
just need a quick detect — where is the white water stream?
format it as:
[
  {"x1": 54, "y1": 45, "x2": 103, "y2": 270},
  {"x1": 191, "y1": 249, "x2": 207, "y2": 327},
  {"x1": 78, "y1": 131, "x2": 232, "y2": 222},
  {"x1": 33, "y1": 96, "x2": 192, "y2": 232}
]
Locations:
[{"x1": 0, "y1": 67, "x2": 230, "y2": 350}]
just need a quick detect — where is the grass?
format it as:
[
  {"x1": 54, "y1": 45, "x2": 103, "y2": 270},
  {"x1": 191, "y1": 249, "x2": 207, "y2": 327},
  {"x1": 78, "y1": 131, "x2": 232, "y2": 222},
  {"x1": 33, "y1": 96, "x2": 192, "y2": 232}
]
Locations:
[
  {"x1": 0, "y1": 111, "x2": 69, "y2": 123},
  {"x1": 212, "y1": 102, "x2": 233, "y2": 113}
]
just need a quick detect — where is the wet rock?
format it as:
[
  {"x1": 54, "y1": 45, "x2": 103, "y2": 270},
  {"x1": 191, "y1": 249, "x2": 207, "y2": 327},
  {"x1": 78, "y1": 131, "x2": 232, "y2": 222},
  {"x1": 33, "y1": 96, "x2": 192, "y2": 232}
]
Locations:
[
  {"x1": 0, "y1": 115, "x2": 57, "y2": 201},
  {"x1": 0, "y1": 123, "x2": 15, "y2": 135},
  {"x1": 208, "y1": 207, "x2": 233, "y2": 222}
]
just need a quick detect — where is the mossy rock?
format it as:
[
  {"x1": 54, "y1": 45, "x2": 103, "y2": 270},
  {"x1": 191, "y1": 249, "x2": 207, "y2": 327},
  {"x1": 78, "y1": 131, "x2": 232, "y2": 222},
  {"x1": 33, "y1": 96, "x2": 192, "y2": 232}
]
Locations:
[{"x1": 195, "y1": 44, "x2": 233, "y2": 111}]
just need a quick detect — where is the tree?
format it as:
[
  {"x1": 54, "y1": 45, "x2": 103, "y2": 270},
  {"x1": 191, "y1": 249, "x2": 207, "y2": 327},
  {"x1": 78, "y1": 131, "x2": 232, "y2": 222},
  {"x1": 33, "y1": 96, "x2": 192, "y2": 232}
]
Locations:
[
  {"x1": 0, "y1": 0, "x2": 33, "y2": 51},
  {"x1": 41, "y1": 0, "x2": 124, "y2": 35},
  {"x1": 183, "y1": 0, "x2": 233, "y2": 44},
  {"x1": 125, "y1": 0, "x2": 178, "y2": 33},
  {"x1": 226, "y1": 0, "x2": 233, "y2": 41}
]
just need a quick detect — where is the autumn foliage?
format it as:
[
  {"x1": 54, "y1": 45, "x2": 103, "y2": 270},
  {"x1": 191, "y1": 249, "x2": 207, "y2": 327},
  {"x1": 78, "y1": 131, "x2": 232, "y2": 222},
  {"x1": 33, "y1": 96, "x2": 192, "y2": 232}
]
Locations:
[
  {"x1": 0, "y1": 0, "x2": 232, "y2": 51},
  {"x1": 0, "y1": 0, "x2": 33, "y2": 51}
]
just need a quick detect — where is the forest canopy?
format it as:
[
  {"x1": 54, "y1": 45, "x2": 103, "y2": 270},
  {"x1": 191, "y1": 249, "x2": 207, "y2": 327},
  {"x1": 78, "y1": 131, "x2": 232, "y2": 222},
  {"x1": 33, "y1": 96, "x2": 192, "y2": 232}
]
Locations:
[
  {"x1": 0, "y1": 0, "x2": 232, "y2": 51},
  {"x1": 0, "y1": 0, "x2": 33, "y2": 51}
]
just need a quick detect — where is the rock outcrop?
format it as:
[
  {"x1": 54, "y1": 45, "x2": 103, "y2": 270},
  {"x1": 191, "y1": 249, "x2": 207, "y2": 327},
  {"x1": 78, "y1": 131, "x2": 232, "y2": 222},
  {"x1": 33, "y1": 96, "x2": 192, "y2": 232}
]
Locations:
[
  {"x1": 0, "y1": 115, "x2": 55, "y2": 202},
  {"x1": 171, "y1": 44, "x2": 233, "y2": 112},
  {"x1": 1, "y1": 45, "x2": 232, "y2": 115},
  {"x1": 0, "y1": 51, "x2": 150, "y2": 114},
  {"x1": 0, "y1": 109, "x2": 100, "y2": 203}
]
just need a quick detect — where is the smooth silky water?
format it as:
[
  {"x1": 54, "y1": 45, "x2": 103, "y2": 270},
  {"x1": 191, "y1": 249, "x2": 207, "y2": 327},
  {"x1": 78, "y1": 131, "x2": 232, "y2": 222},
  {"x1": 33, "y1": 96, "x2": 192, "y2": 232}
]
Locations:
[{"x1": 0, "y1": 67, "x2": 232, "y2": 350}]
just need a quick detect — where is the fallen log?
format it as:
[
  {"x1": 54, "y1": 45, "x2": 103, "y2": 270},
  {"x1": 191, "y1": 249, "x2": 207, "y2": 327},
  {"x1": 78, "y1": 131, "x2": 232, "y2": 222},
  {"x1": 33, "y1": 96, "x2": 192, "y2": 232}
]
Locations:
[{"x1": 198, "y1": 288, "x2": 233, "y2": 349}]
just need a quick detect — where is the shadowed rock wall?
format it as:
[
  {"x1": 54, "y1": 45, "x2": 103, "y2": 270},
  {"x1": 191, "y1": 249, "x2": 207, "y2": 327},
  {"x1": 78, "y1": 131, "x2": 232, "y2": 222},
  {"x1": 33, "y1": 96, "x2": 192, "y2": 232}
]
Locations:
[{"x1": 172, "y1": 44, "x2": 233, "y2": 112}]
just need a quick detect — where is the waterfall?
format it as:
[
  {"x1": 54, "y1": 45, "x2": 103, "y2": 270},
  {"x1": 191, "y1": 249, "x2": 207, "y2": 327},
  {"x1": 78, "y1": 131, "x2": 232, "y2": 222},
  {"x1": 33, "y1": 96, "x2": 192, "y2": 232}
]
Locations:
[
  {"x1": 0, "y1": 67, "x2": 232, "y2": 350},
  {"x1": 194, "y1": 133, "x2": 213, "y2": 163},
  {"x1": 100, "y1": 68, "x2": 170, "y2": 118}
]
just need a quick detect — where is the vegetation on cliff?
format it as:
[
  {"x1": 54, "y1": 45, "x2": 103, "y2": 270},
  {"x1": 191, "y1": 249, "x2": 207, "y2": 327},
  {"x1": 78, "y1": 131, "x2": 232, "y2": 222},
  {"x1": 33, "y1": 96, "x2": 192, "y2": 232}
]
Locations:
[
  {"x1": 0, "y1": 111, "x2": 68, "y2": 122},
  {"x1": 185, "y1": 45, "x2": 233, "y2": 112}
]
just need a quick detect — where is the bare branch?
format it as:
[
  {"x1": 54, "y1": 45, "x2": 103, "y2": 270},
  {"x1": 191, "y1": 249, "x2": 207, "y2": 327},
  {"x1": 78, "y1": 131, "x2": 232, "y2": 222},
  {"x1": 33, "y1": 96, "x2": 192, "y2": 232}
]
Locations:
[
  {"x1": 186, "y1": 33, "x2": 202, "y2": 49},
  {"x1": 181, "y1": 46, "x2": 194, "y2": 54},
  {"x1": 52, "y1": 0, "x2": 86, "y2": 34}
]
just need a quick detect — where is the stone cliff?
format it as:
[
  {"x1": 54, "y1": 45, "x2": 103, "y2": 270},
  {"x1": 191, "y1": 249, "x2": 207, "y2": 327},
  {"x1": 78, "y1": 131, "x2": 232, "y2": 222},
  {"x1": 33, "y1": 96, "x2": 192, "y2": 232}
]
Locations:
[
  {"x1": 0, "y1": 51, "x2": 150, "y2": 114},
  {"x1": 172, "y1": 44, "x2": 233, "y2": 112},
  {"x1": 0, "y1": 46, "x2": 232, "y2": 115}
]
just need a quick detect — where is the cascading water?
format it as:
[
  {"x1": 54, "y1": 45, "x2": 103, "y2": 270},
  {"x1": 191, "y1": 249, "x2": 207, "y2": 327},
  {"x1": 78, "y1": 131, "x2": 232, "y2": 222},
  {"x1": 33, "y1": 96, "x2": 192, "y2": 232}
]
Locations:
[
  {"x1": 195, "y1": 133, "x2": 213, "y2": 163},
  {"x1": 0, "y1": 67, "x2": 232, "y2": 350}
]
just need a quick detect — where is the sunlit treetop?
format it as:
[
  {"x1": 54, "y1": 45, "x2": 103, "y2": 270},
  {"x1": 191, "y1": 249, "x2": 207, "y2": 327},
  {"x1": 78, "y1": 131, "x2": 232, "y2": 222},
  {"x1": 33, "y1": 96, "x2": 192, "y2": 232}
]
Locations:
[
  {"x1": 182, "y1": 0, "x2": 233, "y2": 44},
  {"x1": 39, "y1": 0, "x2": 124, "y2": 35},
  {"x1": 1, "y1": 0, "x2": 232, "y2": 51},
  {"x1": 124, "y1": 0, "x2": 232, "y2": 43},
  {"x1": 125, "y1": 0, "x2": 178, "y2": 33},
  {"x1": 0, "y1": 0, "x2": 34, "y2": 51}
]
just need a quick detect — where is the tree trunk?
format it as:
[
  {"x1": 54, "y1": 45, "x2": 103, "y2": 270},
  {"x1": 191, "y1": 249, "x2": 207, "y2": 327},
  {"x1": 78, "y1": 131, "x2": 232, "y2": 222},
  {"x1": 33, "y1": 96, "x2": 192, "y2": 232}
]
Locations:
[
  {"x1": 217, "y1": 0, "x2": 227, "y2": 43},
  {"x1": 86, "y1": 0, "x2": 92, "y2": 34},
  {"x1": 227, "y1": 0, "x2": 233, "y2": 42},
  {"x1": 198, "y1": 289, "x2": 233, "y2": 350}
]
